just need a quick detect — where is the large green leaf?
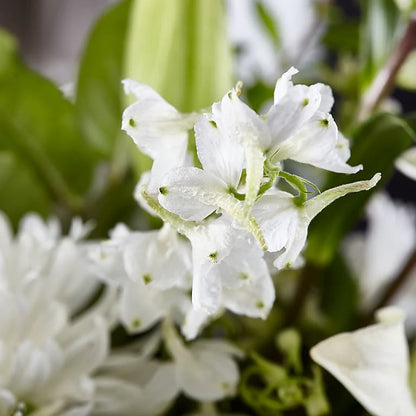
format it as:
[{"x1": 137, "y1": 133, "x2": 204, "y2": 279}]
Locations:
[
  {"x1": 0, "y1": 151, "x2": 50, "y2": 226},
  {"x1": 0, "y1": 30, "x2": 95, "y2": 213},
  {"x1": 124, "y1": 0, "x2": 233, "y2": 112},
  {"x1": 306, "y1": 113, "x2": 414, "y2": 266},
  {"x1": 76, "y1": 0, "x2": 132, "y2": 156}
]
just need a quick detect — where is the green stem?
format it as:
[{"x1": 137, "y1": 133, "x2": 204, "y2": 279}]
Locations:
[{"x1": 358, "y1": 13, "x2": 416, "y2": 120}]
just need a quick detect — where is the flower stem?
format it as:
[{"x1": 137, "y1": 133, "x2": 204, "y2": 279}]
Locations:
[{"x1": 358, "y1": 13, "x2": 416, "y2": 121}]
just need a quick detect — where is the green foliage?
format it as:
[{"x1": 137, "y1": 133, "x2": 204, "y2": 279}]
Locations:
[
  {"x1": 307, "y1": 112, "x2": 414, "y2": 266},
  {"x1": 240, "y1": 332, "x2": 330, "y2": 416},
  {"x1": 76, "y1": 0, "x2": 132, "y2": 156},
  {"x1": 359, "y1": 0, "x2": 401, "y2": 89},
  {"x1": 318, "y1": 253, "x2": 359, "y2": 334},
  {"x1": 0, "y1": 30, "x2": 95, "y2": 216},
  {"x1": 255, "y1": 1, "x2": 281, "y2": 48},
  {"x1": 0, "y1": 152, "x2": 50, "y2": 225},
  {"x1": 124, "y1": 0, "x2": 233, "y2": 112}
]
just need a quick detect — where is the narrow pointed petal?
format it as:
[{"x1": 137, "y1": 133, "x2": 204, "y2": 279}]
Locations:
[{"x1": 304, "y1": 174, "x2": 381, "y2": 220}]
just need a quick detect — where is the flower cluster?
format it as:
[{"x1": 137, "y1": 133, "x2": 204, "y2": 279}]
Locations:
[{"x1": 121, "y1": 67, "x2": 379, "y2": 324}]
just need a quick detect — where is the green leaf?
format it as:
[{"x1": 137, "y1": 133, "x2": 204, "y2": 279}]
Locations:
[
  {"x1": 307, "y1": 112, "x2": 414, "y2": 266},
  {"x1": 0, "y1": 151, "x2": 51, "y2": 226},
  {"x1": 318, "y1": 253, "x2": 358, "y2": 333},
  {"x1": 124, "y1": 0, "x2": 233, "y2": 112},
  {"x1": 0, "y1": 29, "x2": 95, "y2": 213},
  {"x1": 76, "y1": 0, "x2": 132, "y2": 156},
  {"x1": 360, "y1": 0, "x2": 401, "y2": 89},
  {"x1": 255, "y1": 1, "x2": 281, "y2": 48}
]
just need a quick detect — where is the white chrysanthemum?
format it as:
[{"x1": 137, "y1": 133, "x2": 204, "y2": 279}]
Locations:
[
  {"x1": 0, "y1": 213, "x2": 109, "y2": 416},
  {"x1": 311, "y1": 307, "x2": 416, "y2": 416}
]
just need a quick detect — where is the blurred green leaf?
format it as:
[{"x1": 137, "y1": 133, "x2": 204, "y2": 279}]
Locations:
[
  {"x1": 255, "y1": 1, "x2": 281, "y2": 48},
  {"x1": 0, "y1": 152, "x2": 50, "y2": 225},
  {"x1": 307, "y1": 112, "x2": 414, "y2": 266},
  {"x1": 318, "y1": 253, "x2": 358, "y2": 333},
  {"x1": 360, "y1": 0, "x2": 401, "y2": 89},
  {"x1": 322, "y1": 21, "x2": 359, "y2": 54},
  {"x1": 76, "y1": 0, "x2": 132, "y2": 156},
  {"x1": 124, "y1": 0, "x2": 233, "y2": 112},
  {"x1": 0, "y1": 30, "x2": 95, "y2": 214}
]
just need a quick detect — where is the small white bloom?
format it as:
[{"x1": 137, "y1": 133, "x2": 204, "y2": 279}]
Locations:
[
  {"x1": 163, "y1": 321, "x2": 243, "y2": 402},
  {"x1": 253, "y1": 174, "x2": 381, "y2": 269},
  {"x1": 122, "y1": 80, "x2": 198, "y2": 193},
  {"x1": 187, "y1": 216, "x2": 274, "y2": 318},
  {"x1": 311, "y1": 307, "x2": 416, "y2": 416},
  {"x1": 267, "y1": 68, "x2": 362, "y2": 174}
]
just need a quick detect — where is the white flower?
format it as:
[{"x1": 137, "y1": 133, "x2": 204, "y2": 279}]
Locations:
[
  {"x1": 93, "y1": 342, "x2": 180, "y2": 416},
  {"x1": 163, "y1": 320, "x2": 243, "y2": 401},
  {"x1": 396, "y1": 147, "x2": 416, "y2": 181},
  {"x1": 122, "y1": 80, "x2": 198, "y2": 193},
  {"x1": 311, "y1": 307, "x2": 416, "y2": 416},
  {"x1": 253, "y1": 174, "x2": 381, "y2": 269},
  {"x1": 187, "y1": 215, "x2": 274, "y2": 318},
  {"x1": 344, "y1": 193, "x2": 416, "y2": 325},
  {"x1": 91, "y1": 223, "x2": 209, "y2": 339},
  {"x1": 267, "y1": 67, "x2": 362, "y2": 174}
]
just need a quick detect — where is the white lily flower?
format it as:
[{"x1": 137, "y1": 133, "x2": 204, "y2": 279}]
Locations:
[
  {"x1": 396, "y1": 147, "x2": 416, "y2": 181},
  {"x1": 311, "y1": 307, "x2": 416, "y2": 416},
  {"x1": 163, "y1": 320, "x2": 242, "y2": 401},
  {"x1": 122, "y1": 80, "x2": 198, "y2": 193},
  {"x1": 253, "y1": 174, "x2": 381, "y2": 269},
  {"x1": 187, "y1": 216, "x2": 274, "y2": 318}
]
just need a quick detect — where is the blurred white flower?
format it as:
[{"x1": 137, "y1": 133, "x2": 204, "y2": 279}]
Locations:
[
  {"x1": 396, "y1": 147, "x2": 416, "y2": 181},
  {"x1": 163, "y1": 320, "x2": 243, "y2": 402},
  {"x1": 344, "y1": 193, "x2": 416, "y2": 327},
  {"x1": 311, "y1": 307, "x2": 416, "y2": 416},
  {"x1": 90, "y1": 223, "x2": 209, "y2": 339}
]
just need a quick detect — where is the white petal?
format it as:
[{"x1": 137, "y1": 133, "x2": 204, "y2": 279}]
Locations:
[
  {"x1": 222, "y1": 270, "x2": 275, "y2": 319},
  {"x1": 122, "y1": 80, "x2": 195, "y2": 160},
  {"x1": 311, "y1": 307, "x2": 416, "y2": 416},
  {"x1": 275, "y1": 113, "x2": 362, "y2": 174},
  {"x1": 195, "y1": 114, "x2": 245, "y2": 188},
  {"x1": 159, "y1": 167, "x2": 228, "y2": 221},
  {"x1": 396, "y1": 147, "x2": 416, "y2": 181},
  {"x1": 174, "y1": 340, "x2": 240, "y2": 401},
  {"x1": 119, "y1": 282, "x2": 166, "y2": 333},
  {"x1": 268, "y1": 83, "x2": 322, "y2": 148},
  {"x1": 273, "y1": 67, "x2": 299, "y2": 104}
]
